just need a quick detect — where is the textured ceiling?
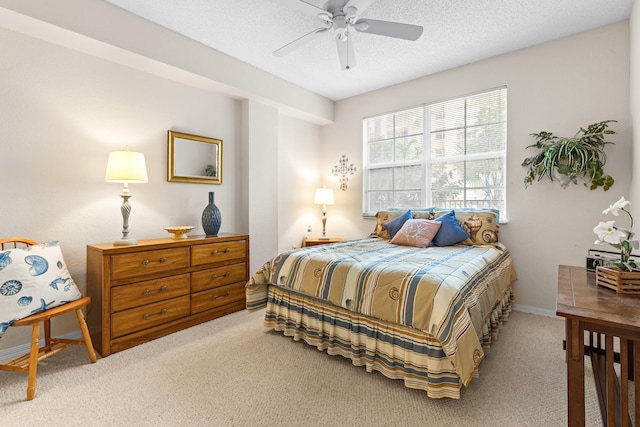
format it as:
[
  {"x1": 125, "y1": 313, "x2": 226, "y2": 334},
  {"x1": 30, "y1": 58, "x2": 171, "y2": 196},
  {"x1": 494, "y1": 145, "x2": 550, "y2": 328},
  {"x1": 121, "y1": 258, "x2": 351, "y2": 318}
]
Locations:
[{"x1": 102, "y1": 0, "x2": 634, "y2": 101}]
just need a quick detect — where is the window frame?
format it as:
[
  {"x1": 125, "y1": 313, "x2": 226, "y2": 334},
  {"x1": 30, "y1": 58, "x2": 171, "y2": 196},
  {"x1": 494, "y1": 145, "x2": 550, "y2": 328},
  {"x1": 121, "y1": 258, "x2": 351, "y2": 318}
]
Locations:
[{"x1": 362, "y1": 87, "x2": 507, "y2": 221}]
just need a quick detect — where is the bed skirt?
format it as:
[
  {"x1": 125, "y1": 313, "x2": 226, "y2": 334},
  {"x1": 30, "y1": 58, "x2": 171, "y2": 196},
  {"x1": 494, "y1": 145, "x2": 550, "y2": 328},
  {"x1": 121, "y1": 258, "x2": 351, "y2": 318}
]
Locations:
[{"x1": 264, "y1": 285, "x2": 513, "y2": 399}]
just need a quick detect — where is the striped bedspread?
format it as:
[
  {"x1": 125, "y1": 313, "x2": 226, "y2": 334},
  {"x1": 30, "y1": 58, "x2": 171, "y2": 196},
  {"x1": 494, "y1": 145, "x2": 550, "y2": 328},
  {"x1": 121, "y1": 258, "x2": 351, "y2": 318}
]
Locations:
[{"x1": 246, "y1": 237, "x2": 517, "y2": 386}]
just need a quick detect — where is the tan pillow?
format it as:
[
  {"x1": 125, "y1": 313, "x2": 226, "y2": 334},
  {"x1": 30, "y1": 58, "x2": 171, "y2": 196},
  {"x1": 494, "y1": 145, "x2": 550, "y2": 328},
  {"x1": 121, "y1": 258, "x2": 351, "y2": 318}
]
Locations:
[
  {"x1": 372, "y1": 211, "x2": 405, "y2": 239},
  {"x1": 390, "y1": 219, "x2": 442, "y2": 248}
]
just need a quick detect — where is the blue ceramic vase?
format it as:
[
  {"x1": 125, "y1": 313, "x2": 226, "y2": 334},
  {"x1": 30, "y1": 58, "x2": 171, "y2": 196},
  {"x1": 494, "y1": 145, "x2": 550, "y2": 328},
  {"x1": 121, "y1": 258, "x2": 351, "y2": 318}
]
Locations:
[{"x1": 202, "y1": 191, "x2": 221, "y2": 236}]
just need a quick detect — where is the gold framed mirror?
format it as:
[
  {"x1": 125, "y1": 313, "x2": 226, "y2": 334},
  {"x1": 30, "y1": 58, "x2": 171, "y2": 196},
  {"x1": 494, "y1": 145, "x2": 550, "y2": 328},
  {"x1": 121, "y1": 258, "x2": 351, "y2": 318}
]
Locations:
[{"x1": 168, "y1": 130, "x2": 222, "y2": 184}]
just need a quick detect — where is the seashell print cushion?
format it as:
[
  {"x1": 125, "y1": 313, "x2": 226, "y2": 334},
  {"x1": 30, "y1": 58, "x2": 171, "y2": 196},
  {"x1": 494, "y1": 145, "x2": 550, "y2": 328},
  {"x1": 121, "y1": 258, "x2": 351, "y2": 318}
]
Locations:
[
  {"x1": 0, "y1": 241, "x2": 82, "y2": 337},
  {"x1": 433, "y1": 209, "x2": 500, "y2": 245}
]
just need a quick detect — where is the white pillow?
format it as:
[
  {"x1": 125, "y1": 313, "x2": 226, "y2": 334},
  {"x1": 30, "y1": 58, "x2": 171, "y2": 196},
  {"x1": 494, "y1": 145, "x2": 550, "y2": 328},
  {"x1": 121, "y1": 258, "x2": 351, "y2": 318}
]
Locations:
[{"x1": 0, "y1": 242, "x2": 82, "y2": 337}]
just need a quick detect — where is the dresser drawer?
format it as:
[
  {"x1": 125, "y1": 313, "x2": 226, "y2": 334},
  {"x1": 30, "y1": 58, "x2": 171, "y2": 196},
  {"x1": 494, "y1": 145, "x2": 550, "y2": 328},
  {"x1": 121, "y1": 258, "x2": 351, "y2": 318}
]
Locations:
[
  {"x1": 111, "y1": 295, "x2": 190, "y2": 338},
  {"x1": 111, "y1": 274, "x2": 190, "y2": 312},
  {"x1": 111, "y1": 248, "x2": 189, "y2": 280},
  {"x1": 191, "y1": 240, "x2": 247, "y2": 266},
  {"x1": 190, "y1": 263, "x2": 247, "y2": 293},
  {"x1": 191, "y1": 282, "x2": 245, "y2": 314}
]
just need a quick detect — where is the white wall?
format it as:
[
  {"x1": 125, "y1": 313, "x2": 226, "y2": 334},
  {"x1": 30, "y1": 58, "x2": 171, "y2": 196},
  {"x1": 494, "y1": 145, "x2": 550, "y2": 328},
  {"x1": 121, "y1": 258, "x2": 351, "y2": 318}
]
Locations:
[
  {"x1": 277, "y1": 115, "x2": 323, "y2": 253},
  {"x1": 630, "y1": 2, "x2": 640, "y2": 218},
  {"x1": 321, "y1": 22, "x2": 632, "y2": 313},
  {"x1": 243, "y1": 100, "x2": 280, "y2": 274}
]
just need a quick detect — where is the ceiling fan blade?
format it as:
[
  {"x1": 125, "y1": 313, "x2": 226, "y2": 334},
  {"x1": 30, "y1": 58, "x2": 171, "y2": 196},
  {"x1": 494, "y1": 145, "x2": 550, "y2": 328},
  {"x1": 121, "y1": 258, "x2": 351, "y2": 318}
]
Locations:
[
  {"x1": 273, "y1": 27, "x2": 330, "y2": 57},
  {"x1": 354, "y1": 18, "x2": 423, "y2": 41},
  {"x1": 344, "y1": 0, "x2": 377, "y2": 15},
  {"x1": 336, "y1": 35, "x2": 356, "y2": 70},
  {"x1": 279, "y1": 0, "x2": 327, "y2": 15}
]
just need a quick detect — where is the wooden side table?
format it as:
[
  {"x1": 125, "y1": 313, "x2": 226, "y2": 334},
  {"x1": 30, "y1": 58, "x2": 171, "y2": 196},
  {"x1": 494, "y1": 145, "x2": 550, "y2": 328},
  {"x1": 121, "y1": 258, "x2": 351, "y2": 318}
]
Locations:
[
  {"x1": 302, "y1": 237, "x2": 343, "y2": 247},
  {"x1": 556, "y1": 265, "x2": 640, "y2": 426}
]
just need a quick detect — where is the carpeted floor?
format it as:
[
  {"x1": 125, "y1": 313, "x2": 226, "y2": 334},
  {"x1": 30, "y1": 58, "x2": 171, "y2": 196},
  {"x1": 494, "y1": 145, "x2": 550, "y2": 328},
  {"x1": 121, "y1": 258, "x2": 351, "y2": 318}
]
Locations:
[{"x1": 0, "y1": 310, "x2": 609, "y2": 426}]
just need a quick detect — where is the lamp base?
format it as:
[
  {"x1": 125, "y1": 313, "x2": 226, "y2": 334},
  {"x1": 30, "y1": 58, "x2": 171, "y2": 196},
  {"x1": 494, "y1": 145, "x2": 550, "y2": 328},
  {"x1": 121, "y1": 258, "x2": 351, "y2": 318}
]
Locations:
[
  {"x1": 113, "y1": 238, "x2": 138, "y2": 246},
  {"x1": 318, "y1": 237, "x2": 330, "y2": 240}
]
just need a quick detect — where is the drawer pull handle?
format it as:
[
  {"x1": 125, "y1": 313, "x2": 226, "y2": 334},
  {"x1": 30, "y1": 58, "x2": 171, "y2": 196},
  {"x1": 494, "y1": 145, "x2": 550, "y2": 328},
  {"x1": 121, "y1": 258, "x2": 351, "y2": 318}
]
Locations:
[
  {"x1": 143, "y1": 308, "x2": 168, "y2": 320},
  {"x1": 143, "y1": 258, "x2": 167, "y2": 265},
  {"x1": 212, "y1": 274, "x2": 219, "y2": 280},
  {"x1": 212, "y1": 248, "x2": 231, "y2": 255},
  {"x1": 225, "y1": 272, "x2": 231, "y2": 277},
  {"x1": 212, "y1": 292, "x2": 230, "y2": 300},
  {"x1": 142, "y1": 285, "x2": 168, "y2": 296}
]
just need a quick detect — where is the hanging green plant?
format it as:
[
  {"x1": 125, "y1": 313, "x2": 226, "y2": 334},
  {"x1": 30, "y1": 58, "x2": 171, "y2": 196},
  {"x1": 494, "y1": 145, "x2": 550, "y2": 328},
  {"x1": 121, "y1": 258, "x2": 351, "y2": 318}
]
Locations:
[{"x1": 522, "y1": 120, "x2": 617, "y2": 190}]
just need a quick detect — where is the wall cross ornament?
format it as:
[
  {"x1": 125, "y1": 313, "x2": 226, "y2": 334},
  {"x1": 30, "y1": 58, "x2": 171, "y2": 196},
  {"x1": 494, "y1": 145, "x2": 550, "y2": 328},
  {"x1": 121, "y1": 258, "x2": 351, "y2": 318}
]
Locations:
[{"x1": 332, "y1": 155, "x2": 356, "y2": 191}]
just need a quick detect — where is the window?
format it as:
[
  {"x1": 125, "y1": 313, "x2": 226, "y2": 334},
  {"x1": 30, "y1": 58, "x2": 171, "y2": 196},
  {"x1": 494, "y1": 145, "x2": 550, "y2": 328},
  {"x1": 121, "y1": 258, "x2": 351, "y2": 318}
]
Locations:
[{"x1": 363, "y1": 87, "x2": 507, "y2": 220}]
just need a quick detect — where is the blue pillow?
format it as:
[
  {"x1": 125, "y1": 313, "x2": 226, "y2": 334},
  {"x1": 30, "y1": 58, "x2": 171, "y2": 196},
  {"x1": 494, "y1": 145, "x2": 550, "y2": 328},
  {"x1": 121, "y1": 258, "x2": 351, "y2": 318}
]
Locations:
[
  {"x1": 383, "y1": 210, "x2": 412, "y2": 239},
  {"x1": 432, "y1": 210, "x2": 471, "y2": 246}
]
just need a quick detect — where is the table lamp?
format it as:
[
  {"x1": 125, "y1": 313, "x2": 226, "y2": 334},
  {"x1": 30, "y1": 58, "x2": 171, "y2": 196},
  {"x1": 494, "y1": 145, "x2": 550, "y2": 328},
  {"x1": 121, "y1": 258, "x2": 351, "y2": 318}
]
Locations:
[
  {"x1": 105, "y1": 147, "x2": 148, "y2": 246},
  {"x1": 314, "y1": 187, "x2": 335, "y2": 239}
]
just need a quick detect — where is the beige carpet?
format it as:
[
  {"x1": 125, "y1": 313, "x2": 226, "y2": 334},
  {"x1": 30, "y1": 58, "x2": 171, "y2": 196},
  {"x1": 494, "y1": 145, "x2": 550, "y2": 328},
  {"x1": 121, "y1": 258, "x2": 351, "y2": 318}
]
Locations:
[{"x1": 0, "y1": 310, "x2": 609, "y2": 426}]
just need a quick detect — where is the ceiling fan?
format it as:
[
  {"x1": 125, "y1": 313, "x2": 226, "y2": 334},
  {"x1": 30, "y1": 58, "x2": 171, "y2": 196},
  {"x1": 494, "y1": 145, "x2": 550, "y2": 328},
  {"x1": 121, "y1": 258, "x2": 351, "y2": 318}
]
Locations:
[{"x1": 273, "y1": 0, "x2": 423, "y2": 70}]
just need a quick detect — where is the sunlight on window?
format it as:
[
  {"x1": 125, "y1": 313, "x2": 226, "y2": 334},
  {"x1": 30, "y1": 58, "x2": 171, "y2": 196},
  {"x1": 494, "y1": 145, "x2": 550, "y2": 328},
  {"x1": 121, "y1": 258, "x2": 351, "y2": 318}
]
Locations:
[{"x1": 363, "y1": 87, "x2": 507, "y2": 220}]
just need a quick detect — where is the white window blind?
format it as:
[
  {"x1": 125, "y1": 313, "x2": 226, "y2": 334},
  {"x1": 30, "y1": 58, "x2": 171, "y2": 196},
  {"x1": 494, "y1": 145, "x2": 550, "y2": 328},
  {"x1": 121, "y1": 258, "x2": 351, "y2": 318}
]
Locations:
[{"x1": 363, "y1": 87, "x2": 507, "y2": 218}]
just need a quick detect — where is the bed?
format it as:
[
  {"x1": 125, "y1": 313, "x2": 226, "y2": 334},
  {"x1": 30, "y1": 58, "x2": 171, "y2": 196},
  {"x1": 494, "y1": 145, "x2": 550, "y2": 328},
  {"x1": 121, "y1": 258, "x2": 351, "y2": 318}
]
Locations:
[{"x1": 245, "y1": 209, "x2": 517, "y2": 399}]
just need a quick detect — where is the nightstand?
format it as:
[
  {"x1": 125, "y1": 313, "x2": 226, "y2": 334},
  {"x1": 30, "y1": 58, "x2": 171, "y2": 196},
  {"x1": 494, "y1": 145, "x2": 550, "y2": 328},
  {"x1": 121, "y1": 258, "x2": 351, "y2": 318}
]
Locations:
[{"x1": 302, "y1": 237, "x2": 343, "y2": 247}]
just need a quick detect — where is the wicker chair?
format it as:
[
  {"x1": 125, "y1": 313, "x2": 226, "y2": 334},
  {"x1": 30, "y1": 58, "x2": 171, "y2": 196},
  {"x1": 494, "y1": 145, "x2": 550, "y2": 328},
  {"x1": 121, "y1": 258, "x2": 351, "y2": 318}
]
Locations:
[{"x1": 0, "y1": 238, "x2": 96, "y2": 400}]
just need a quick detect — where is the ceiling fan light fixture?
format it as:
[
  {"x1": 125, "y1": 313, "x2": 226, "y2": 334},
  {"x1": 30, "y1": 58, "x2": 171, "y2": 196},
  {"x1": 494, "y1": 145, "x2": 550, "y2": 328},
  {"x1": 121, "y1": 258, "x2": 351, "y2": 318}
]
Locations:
[
  {"x1": 318, "y1": 12, "x2": 333, "y2": 25},
  {"x1": 352, "y1": 20, "x2": 368, "y2": 31},
  {"x1": 344, "y1": 6, "x2": 357, "y2": 18}
]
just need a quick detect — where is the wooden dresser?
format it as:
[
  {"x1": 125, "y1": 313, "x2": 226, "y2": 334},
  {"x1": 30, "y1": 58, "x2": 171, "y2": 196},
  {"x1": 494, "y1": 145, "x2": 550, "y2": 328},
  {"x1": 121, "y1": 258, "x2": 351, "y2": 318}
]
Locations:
[{"x1": 86, "y1": 233, "x2": 249, "y2": 357}]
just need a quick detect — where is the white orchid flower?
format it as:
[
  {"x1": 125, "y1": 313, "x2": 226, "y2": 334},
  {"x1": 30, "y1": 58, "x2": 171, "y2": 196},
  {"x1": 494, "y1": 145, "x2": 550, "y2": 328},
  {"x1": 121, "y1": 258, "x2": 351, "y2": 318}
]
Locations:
[
  {"x1": 594, "y1": 198, "x2": 636, "y2": 271},
  {"x1": 593, "y1": 221, "x2": 626, "y2": 244},
  {"x1": 602, "y1": 197, "x2": 630, "y2": 216}
]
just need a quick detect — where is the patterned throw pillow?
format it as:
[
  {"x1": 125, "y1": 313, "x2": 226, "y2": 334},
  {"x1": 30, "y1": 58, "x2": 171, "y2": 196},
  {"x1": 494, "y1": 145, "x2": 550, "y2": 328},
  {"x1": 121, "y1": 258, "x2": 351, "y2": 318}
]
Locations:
[
  {"x1": 432, "y1": 210, "x2": 471, "y2": 246},
  {"x1": 372, "y1": 211, "x2": 406, "y2": 239},
  {"x1": 390, "y1": 219, "x2": 442, "y2": 248},
  {"x1": 434, "y1": 210, "x2": 500, "y2": 245},
  {"x1": 383, "y1": 210, "x2": 412, "y2": 239},
  {"x1": 0, "y1": 242, "x2": 82, "y2": 337}
]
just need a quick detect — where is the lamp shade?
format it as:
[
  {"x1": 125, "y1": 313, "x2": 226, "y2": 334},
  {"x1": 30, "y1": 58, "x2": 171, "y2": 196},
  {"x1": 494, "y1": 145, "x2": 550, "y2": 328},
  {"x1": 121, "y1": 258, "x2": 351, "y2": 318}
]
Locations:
[
  {"x1": 105, "y1": 150, "x2": 148, "y2": 183},
  {"x1": 314, "y1": 187, "x2": 334, "y2": 205}
]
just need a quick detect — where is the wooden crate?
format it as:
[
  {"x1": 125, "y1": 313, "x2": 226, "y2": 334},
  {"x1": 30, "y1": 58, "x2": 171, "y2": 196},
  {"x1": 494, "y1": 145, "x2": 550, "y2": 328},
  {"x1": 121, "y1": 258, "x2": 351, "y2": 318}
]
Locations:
[{"x1": 595, "y1": 266, "x2": 640, "y2": 294}]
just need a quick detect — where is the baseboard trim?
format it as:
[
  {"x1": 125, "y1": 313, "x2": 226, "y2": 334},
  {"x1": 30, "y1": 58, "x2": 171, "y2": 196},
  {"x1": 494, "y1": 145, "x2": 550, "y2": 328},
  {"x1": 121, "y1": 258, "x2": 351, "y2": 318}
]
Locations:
[
  {"x1": 0, "y1": 330, "x2": 82, "y2": 363},
  {"x1": 513, "y1": 304, "x2": 558, "y2": 318}
]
